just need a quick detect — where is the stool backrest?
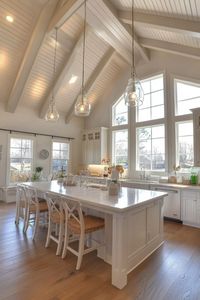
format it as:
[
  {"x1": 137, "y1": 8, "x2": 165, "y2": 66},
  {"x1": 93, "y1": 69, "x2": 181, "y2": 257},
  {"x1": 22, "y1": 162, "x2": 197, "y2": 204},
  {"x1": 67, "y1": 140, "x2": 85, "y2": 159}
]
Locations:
[
  {"x1": 45, "y1": 192, "x2": 64, "y2": 222},
  {"x1": 23, "y1": 186, "x2": 39, "y2": 210},
  {"x1": 62, "y1": 197, "x2": 85, "y2": 233}
]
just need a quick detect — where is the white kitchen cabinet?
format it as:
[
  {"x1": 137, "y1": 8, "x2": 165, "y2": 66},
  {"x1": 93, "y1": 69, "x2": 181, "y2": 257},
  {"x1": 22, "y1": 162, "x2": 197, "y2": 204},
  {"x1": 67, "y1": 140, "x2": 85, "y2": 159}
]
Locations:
[
  {"x1": 82, "y1": 127, "x2": 108, "y2": 165},
  {"x1": 150, "y1": 186, "x2": 181, "y2": 220},
  {"x1": 181, "y1": 190, "x2": 200, "y2": 228}
]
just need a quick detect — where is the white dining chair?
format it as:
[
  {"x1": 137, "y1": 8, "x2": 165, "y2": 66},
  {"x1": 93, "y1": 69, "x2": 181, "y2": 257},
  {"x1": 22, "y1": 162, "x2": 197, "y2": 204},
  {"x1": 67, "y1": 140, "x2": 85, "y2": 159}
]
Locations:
[
  {"x1": 45, "y1": 192, "x2": 65, "y2": 256},
  {"x1": 61, "y1": 197, "x2": 105, "y2": 270}
]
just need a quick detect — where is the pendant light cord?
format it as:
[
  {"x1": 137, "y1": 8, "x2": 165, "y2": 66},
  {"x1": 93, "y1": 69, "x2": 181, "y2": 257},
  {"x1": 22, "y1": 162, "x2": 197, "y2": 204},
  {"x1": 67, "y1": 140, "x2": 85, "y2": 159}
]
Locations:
[
  {"x1": 131, "y1": 0, "x2": 135, "y2": 78},
  {"x1": 81, "y1": 0, "x2": 87, "y2": 104},
  {"x1": 52, "y1": 28, "x2": 58, "y2": 103}
]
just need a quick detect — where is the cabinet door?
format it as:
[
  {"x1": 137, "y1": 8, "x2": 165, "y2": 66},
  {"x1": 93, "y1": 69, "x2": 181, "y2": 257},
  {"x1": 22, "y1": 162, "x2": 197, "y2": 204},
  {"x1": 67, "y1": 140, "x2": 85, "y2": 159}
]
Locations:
[
  {"x1": 93, "y1": 131, "x2": 101, "y2": 164},
  {"x1": 182, "y1": 191, "x2": 200, "y2": 225},
  {"x1": 163, "y1": 191, "x2": 180, "y2": 219},
  {"x1": 82, "y1": 134, "x2": 87, "y2": 164},
  {"x1": 86, "y1": 133, "x2": 94, "y2": 164}
]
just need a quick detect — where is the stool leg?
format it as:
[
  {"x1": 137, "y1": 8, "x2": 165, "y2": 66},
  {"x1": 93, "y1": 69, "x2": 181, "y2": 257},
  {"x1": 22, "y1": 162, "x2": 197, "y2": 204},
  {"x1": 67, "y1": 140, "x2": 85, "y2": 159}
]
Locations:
[
  {"x1": 62, "y1": 222, "x2": 69, "y2": 259},
  {"x1": 45, "y1": 217, "x2": 52, "y2": 248},
  {"x1": 76, "y1": 232, "x2": 85, "y2": 270},
  {"x1": 33, "y1": 210, "x2": 39, "y2": 240},
  {"x1": 56, "y1": 222, "x2": 64, "y2": 256}
]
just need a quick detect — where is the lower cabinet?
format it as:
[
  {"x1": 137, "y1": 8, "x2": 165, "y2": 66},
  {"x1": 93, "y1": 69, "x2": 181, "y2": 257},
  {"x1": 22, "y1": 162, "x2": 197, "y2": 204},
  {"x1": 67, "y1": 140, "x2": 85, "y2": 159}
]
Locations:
[
  {"x1": 150, "y1": 186, "x2": 181, "y2": 220},
  {"x1": 181, "y1": 190, "x2": 200, "y2": 228}
]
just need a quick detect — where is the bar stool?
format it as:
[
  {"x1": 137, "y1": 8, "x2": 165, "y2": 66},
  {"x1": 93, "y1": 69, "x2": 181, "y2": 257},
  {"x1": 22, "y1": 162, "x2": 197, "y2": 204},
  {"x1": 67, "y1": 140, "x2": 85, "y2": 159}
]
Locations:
[
  {"x1": 23, "y1": 186, "x2": 48, "y2": 240},
  {"x1": 15, "y1": 184, "x2": 27, "y2": 231},
  {"x1": 45, "y1": 193, "x2": 65, "y2": 256},
  {"x1": 61, "y1": 197, "x2": 105, "y2": 270}
]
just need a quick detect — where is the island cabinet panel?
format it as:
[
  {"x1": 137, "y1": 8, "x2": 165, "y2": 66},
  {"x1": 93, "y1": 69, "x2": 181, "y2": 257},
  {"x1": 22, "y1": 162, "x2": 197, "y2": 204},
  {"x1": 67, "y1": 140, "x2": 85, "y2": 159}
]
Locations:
[
  {"x1": 181, "y1": 190, "x2": 200, "y2": 228},
  {"x1": 147, "y1": 202, "x2": 160, "y2": 242},
  {"x1": 127, "y1": 209, "x2": 146, "y2": 254}
]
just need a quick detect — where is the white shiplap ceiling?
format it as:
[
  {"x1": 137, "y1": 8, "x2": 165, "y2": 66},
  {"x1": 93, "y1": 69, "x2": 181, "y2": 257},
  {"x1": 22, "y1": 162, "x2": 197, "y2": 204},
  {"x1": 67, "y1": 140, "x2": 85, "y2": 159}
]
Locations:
[{"x1": 1, "y1": 0, "x2": 200, "y2": 121}]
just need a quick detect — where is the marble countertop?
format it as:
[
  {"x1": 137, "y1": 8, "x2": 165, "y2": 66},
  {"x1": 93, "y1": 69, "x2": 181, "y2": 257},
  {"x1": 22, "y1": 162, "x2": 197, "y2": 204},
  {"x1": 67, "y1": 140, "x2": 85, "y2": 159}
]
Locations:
[{"x1": 24, "y1": 181, "x2": 167, "y2": 213}]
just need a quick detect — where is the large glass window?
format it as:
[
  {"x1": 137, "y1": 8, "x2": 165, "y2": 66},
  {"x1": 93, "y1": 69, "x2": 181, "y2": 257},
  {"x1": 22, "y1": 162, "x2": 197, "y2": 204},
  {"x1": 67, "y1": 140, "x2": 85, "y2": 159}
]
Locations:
[
  {"x1": 175, "y1": 79, "x2": 200, "y2": 115},
  {"x1": 9, "y1": 138, "x2": 33, "y2": 183},
  {"x1": 112, "y1": 130, "x2": 128, "y2": 168},
  {"x1": 176, "y1": 121, "x2": 194, "y2": 168},
  {"x1": 137, "y1": 74, "x2": 164, "y2": 122},
  {"x1": 136, "y1": 125, "x2": 165, "y2": 171},
  {"x1": 52, "y1": 142, "x2": 69, "y2": 173},
  {"x1": 112, "y1": 95, "x2": 128, "y2": 126}
]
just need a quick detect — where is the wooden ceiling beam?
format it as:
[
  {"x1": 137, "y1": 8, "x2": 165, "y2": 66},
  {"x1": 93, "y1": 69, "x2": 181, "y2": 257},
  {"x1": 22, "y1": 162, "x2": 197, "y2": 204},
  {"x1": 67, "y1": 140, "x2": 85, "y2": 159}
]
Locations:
[
  {"x1": 47, "y1": 0, "x2": 83, "y2": 32},
  {"x1": 39, "y1": 29, "x2": 87, "y2": 119},
  {"x1": 140, "y1": 38, "x2": 200, "y2": 60},
  {"x1": 119, "y1": 10, "x2": 200, "y2": 38},
  {"x1": 65, "y1": 48, "x2": 115, "y2": 123},
  {"x1": 87, "y1": 0, "x2": 150, "y2": 63},
  {"x1": 6, "y1": 0, "x2": 59, "y2": 113}
]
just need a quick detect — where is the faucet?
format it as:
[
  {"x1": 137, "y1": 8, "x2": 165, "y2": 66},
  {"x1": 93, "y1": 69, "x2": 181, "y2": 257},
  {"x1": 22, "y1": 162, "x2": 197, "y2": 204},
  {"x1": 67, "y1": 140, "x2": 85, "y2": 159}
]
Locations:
[{"x1": 140, "y1": 167, "x2": 146, "y2": 180}]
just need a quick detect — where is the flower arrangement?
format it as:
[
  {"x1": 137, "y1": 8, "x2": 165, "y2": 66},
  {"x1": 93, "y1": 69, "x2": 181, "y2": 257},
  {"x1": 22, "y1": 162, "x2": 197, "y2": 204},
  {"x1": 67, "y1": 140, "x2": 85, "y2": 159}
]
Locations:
[{"x1": 101, "y1": 158, "x2": 110, "y2": 165}]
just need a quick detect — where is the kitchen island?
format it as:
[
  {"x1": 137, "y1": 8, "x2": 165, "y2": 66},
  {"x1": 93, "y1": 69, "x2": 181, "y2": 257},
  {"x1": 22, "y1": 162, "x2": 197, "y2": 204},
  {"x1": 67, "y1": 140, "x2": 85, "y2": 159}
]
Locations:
[{"x1": 24, "y1": 181, "x2": 167, "y2": 289}]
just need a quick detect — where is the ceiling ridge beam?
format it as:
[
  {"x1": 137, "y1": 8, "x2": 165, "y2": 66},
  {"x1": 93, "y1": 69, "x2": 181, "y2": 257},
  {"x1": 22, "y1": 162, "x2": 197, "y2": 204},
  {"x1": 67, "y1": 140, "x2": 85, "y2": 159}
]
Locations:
[
  {"x1": 140, "y1": 38, "x2": 200, "y2": 60},
  {"x1": 39, "y1": 28, "x2": 89, "y2": 119},
  {"x1": 6, "y1": 0, "x2": 59, "y2": 113},
  {"x1": 119, "y1": 10, "x2": 200, "y2": 38},
  {"x1": 65, "y1": 47, "x2": 115, "y2": 123}
]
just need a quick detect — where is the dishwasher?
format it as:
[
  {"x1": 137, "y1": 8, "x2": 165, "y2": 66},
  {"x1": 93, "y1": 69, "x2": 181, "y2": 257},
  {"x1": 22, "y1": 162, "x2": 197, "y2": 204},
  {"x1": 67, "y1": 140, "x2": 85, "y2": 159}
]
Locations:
[{"x1": 151, "y1": 186, "x2": 181, "y2": 221}]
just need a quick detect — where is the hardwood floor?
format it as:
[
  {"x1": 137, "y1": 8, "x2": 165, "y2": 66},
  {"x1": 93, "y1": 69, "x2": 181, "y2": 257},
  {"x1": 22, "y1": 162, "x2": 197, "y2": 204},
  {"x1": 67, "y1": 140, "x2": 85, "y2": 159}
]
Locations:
[{"x1": 1, "y1": 204, "x2": 200, "y2": 300}]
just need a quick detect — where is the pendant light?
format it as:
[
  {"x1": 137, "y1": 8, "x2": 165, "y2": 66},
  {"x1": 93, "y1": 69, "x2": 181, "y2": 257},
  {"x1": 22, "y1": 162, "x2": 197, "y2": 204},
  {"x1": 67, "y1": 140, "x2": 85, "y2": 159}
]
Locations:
[
  {"x1": 124, "y1": 0, "x2": 144, "y2": 107},
  {"x1": 45, "y1": 28, "x2": 59, "y2": 122},
  {"x1": 74, "y1": 0, "x2": 91, "y2": 117}
]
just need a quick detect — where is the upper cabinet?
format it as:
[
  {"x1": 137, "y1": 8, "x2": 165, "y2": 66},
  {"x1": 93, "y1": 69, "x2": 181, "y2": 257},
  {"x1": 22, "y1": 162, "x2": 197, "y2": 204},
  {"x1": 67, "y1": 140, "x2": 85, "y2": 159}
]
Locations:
[{"x1": 82, "y1": 127, "x2": 108, "y2": 165}]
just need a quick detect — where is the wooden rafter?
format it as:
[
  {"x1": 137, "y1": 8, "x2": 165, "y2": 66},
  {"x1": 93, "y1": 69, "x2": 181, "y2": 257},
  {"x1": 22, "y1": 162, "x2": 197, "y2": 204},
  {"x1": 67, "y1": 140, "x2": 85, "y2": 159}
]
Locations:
[
  {"x1": 6, "y1": 0, "x2": 59, "y2": 113},
  {"x1": 65, "y1": 48, "x2": 115, "y2": 123}
]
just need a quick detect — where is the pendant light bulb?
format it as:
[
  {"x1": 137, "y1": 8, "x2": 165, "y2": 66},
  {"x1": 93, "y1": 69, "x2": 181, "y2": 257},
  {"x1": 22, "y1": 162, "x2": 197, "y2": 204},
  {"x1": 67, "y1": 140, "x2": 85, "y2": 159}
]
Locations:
[{"x1": 45, "y1": 101, "x2": 59, "y2": 122}]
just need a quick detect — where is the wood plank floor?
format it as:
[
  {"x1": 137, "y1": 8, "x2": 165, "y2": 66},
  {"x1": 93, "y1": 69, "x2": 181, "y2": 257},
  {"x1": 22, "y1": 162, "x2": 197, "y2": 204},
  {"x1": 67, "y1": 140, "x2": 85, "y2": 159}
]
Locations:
[{"x1": 1, "y1": 204, "x2": 200, "y2": 300}]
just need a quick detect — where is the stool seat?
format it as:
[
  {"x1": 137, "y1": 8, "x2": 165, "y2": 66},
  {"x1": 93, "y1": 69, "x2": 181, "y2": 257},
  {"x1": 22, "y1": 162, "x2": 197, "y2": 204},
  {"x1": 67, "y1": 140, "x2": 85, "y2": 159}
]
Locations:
[{"x1": 68, "y1": 215, "x2": 104, "y2": 234}]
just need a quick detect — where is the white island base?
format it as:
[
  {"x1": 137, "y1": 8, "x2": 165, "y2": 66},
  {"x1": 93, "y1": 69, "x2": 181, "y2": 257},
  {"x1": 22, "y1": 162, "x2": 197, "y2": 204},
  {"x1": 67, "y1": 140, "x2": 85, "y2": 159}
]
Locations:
[
  {"x1": 97, "y1": 198, "x2": 164, "y2": 289},
  {"x1": 24, "y1": 182, "x2": 165, "y2": 290}
]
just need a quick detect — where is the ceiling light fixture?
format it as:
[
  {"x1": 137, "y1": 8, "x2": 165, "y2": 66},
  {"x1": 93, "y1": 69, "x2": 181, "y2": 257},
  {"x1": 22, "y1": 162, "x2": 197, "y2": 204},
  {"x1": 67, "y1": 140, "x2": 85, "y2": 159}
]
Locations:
[
  {"x1": 124, "y1": 0, "x2": 144, "y2": 107},
  {"x1": 74, "y1": 0, "x2": 91, "y2": 117},
  {"x1": 69, "y1": 75, "x2": 78, "y2": 84},
  {"x1": 6, "y1": 15, "x2": 14, "y2": 23},
  {"x1": 45, "y1": 28, "x2": 59, "y2": 122}
]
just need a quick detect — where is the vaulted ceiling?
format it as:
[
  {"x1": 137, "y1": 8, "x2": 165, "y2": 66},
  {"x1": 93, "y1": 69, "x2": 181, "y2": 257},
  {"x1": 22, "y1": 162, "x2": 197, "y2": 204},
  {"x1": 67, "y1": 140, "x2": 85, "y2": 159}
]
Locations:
[{"x1": 1, "y1": 0, "x2": 200, "y2": 122}]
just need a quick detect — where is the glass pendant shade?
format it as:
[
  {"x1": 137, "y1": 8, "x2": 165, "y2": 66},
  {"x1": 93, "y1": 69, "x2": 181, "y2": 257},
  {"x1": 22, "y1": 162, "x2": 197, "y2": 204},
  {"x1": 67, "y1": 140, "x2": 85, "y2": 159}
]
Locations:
[
  {"x1": 45, "y1": 101, "x2": 59, "y2": 122},
  {"x1": 75, "y1": 95, "x2": 91, "y2": 117},
  {"x1": 125, "y1": 77, "x2": 144, "y2": 107}
]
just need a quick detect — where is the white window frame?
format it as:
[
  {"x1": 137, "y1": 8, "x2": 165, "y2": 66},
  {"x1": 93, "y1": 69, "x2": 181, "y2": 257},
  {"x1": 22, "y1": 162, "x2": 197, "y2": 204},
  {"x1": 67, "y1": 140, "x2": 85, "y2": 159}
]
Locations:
[
  {"x1": 136, "y1": 124, "x2": 166, "y2": 172},
  {"x1": 135, "y1": 73, "x2": 166, "y2": 175},
  {"x1": 51, "y1": 139, "x2": 72, "y2": 175},
  {"x1": 136, "y1": 73, "x2": 165, "y2": 123},
  {"x1": 112, "y1": 129, "x2": 128, "y2": 168},
  {"x1": 7, "y1": 134, "x2": 35, "y2": 184},
  {"x1": 174, "y1": 77, "x2": 200, "y2": 117}
]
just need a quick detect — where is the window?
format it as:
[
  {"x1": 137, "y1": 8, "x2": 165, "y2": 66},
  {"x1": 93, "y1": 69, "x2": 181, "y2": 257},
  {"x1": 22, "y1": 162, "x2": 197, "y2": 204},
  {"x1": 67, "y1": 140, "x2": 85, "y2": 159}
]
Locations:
[
  {"x1": 175, "y1": 79, "x2": 200, "y2": 115},
  {"x1": 136, "y1": 74, "x2": 164, "y2": 122},
  {"x1": 176, "y1": 121, "x2": 194, "y2": 168},
  {"x1": 112, "y1": 95, "x2": 128, "y2": 126},
  {"x1": 52, "y1": 142, "x2": 69, "y2": 173},
  {"x1": 112, "y1": 130, "x2": 128, "y2": 168},
  {"x1": 136, "y1": 125, "x2": 165, "y2": 171},
  {"x1": 9, "y1": 138, "x2": 33, "y2": 183}
]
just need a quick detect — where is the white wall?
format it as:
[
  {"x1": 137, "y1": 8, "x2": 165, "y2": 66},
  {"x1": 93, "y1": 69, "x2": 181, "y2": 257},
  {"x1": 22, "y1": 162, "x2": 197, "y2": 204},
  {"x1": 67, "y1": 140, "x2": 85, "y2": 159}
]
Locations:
[
  {"x1": 0, "y1": 104, "x2": 84, "y2": 187},
  {"x1": 85, "y1": 50, "x2": 200, "y2": 175}
]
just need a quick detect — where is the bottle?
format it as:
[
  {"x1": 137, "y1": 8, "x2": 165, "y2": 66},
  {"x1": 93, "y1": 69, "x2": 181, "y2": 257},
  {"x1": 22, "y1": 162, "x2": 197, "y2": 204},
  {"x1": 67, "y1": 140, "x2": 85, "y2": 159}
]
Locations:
[{"x1": 190, "y1": 171, "x2": 198, "y2": 185}]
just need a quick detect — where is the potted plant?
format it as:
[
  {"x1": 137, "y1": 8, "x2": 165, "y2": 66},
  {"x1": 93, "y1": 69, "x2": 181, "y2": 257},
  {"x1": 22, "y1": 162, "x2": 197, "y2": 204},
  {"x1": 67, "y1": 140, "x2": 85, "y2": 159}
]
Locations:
[{"x1": 32, "y1": 167, "x2": 43, "y2": 181}]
